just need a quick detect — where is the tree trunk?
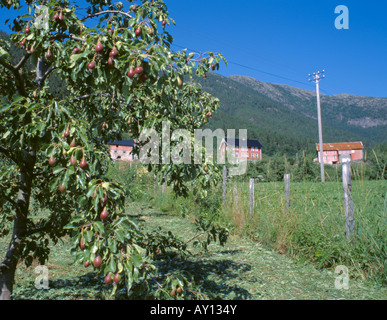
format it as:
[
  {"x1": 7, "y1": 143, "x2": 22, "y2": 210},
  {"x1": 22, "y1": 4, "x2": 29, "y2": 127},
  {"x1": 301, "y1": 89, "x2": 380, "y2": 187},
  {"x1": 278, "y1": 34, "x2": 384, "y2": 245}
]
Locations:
[{"x1": 0, "y1": 149, "x2": 35, "y2": 300}]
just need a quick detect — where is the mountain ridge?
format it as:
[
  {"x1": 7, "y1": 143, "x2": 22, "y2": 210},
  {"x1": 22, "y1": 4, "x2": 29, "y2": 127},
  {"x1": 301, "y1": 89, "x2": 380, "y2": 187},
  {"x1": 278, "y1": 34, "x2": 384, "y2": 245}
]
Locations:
[{"x1": 196, "y1": 72, "x2": 386, "y2": 155}]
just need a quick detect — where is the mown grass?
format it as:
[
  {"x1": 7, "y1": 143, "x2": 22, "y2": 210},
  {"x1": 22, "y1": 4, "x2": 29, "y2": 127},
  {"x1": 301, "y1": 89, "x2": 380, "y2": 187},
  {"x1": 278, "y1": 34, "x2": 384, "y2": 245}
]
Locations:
[
  {"x1": 1, "y1": 162, "x2": 385, "y2": 300},
  {"x1": 221, "y1": 178, "x2": 386, "y2": 285},
  {"x1": 116, "y1": 162, "x2": 386, "y2": 286}
]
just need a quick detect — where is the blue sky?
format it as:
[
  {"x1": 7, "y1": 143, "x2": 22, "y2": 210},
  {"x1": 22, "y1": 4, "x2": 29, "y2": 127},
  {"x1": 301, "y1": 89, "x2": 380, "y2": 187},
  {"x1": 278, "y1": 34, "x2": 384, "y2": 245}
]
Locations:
[
  {"x1": 1, "y1": 0, "x2": 386, "y2": 97},
  {"x1": 165, "y1": 0, "x2": 387, "y2": 98}
]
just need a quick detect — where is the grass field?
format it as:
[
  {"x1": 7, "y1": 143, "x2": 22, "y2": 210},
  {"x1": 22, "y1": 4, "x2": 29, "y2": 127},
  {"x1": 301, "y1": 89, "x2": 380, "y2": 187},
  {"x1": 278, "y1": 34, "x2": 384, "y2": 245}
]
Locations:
[
  {"x1": 0, "y1": 166, "x2": 386, "y2": 299},
  {"x1": 221, "y1": 179, "x2": 386, "y2": 284},
  {"x1": 1, "y1": 200, "x2": 386, "y2": 300}
]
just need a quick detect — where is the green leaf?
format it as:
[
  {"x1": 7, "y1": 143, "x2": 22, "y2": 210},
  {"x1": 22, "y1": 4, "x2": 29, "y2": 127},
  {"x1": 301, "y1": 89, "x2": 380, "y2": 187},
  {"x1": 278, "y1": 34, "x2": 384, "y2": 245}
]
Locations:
[
  {"x1": 131, "y1": 252, "x2": 143, "y2": 268},
  {"x1": 93, "y1": 221, "x2": 104, "y2": 233},
  {"x1": 115, "y1": 230, "x2": 125, "y2": 243},
  {"x1": 52, "y1": 166, "x2": 66, "y2": 174},
  {"x1": 0, "y1": 46, "x2": 10, "y2": 59},
  {"x1": 86, "y1": 184, "x2": 97, "y2": 198},
  {"x1": 109, "y1": 257, "x2": 117, "y2": 273},
  {"x1": 91, "y1": 243, "x2": 98, "y2": 254},
  {"x1": 0, "y1": 104, "x2": 11, "y2": 113}
]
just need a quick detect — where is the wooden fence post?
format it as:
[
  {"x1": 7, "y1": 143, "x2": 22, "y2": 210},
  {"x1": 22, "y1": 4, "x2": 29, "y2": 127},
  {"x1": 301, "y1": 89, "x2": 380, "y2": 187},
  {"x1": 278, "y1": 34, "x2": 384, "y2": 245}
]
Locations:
[
  {"x1": 162, "y1": 172, "x2": 166, "y2": 193},
  {"x1": 341, "y1": 154, "x2": 355, "y2": 239},
  {"x1": 222, "y1": 165, "x2": 227, "y2": 204},
  {"x1": 284, "y1": 173, "x2": 290, "y2": 210},
  {"x1": 249, "y1": 178, "x2": 254, "y2": 215},
  {"x1": 233, "y1": 183, "x2": 238, "y2": 207}
]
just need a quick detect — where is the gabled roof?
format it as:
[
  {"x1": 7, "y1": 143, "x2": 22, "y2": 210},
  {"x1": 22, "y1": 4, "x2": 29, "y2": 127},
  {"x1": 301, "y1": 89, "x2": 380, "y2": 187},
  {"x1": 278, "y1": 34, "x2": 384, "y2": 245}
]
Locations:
[
  {"x1": 316, "y1": 142, "x2": 363, "y2": 151},
  {"x1": 108, "y1": 139, "x2": 135, "y2": 146},
  {"x1": 225, "y1": 138, "x2": 263, "y2": 148}
]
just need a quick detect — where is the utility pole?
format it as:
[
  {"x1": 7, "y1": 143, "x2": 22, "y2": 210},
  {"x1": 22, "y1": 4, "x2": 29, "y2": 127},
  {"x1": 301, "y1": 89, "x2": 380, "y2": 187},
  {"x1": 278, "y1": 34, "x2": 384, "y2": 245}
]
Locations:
[{"x1": 309, "y1": 70, "x2": 326, "y2": 183}]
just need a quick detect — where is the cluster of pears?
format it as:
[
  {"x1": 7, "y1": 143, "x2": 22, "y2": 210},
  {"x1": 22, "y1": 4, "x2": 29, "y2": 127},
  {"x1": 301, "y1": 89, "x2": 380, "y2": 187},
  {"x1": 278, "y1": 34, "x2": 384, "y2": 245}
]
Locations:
[{"x1": 48, "y1": 127, "x2": 87, "y2": 192}]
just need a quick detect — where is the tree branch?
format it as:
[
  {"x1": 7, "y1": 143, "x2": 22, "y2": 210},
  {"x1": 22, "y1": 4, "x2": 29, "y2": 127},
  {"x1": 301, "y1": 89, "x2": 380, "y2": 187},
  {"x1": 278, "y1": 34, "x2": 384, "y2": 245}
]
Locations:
[
  {"x1": 14, "y1": 52, "x2": 31, "y2": 70},
  {"x1": 35, "y1": 58, "x2": 57, "y2": 89},
  {"x1": 51, "y1": 33, "x2": 86, "y2": 43},
  {"x1": 41, "y1": 65, "x2": 57, "y2": 83},
  {"x1": 0, "y1": 54, "x2": 30, "y2": 97},
  {"x1": 81, "y1": 10, "x2": 134, "y2": 21}
]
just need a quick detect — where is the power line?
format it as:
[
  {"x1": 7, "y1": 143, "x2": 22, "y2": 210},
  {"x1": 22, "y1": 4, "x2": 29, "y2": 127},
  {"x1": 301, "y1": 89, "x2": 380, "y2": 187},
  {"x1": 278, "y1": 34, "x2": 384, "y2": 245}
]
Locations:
[{"x1": 171, "y1": 43, "x2": 317, "y2": 90}]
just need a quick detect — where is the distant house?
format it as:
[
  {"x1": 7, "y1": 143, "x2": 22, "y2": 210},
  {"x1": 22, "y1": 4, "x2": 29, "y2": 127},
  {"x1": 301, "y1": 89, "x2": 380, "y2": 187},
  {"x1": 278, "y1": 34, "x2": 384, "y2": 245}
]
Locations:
[
  {"x1": 220, "y1": 138, "x2": 263, "y2": 162},
  {"x1": 109, "y1": 140, "x2": 137, "y2": 162},
  {"x1": 314, "y1": 142, "x2": 364, "y2": 165}
]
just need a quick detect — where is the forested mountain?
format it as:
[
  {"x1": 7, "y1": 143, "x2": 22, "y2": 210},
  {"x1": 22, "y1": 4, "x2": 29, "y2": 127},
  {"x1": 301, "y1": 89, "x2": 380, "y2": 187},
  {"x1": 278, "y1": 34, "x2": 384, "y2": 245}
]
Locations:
[{"x1": 196, "y1": 72, "x2": 386, "y2": 156}]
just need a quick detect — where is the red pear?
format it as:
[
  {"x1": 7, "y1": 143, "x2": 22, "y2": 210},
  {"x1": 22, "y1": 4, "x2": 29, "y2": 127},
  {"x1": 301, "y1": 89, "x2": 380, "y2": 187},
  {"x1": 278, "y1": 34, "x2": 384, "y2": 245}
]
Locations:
[
  {"x1": 140, "y1": 73, "x2": 148, "y2": 82},
  {"x1": 80, "y1": 238, "x2": 85, "y2": 249},
  {"x1": 100, "y1": 207, "x2": 108, "y2": 220},
  {"x1": 93, "y1": 256, "x2": 102, "y2": 268},
  {"x1": 134, "y1": 66, "x2": 143, "y2": 74},
  {"x1": 104, "y1": 273, "x2": 112, "y2": 284},
  {"x1": 79, "y1": 158, "x2": 87, "y2": 169},
  {"x1": 49, "y1": 156, "x2": 56, "y2": 166},
  {"x1": 70, "y1": 139, "x2": 77, "y2": 148},
  {"x1": 70, "y1": 156, "x2": 77, "y2": 166},
  {"x1": 107, "y1": 57, "x2": 114, "y2": 67},
  {"x1": 113, "y1": 273, "x2": 121, "y2": 284},
  {"x1": 109, "y1": 47, "x2": 118, "y2": 57},
  {"x1": 88, "y1": 61, "x2": 95, "y2": 70},
  {"x1": 95, "y1": 41, "x2": 103, "y2": 52},
  {"x1": 127, "y1": 68, "x2": 135, "y2": 78},
  {"x1": 64, "y1": 128, "x2": 70, "y2": 138}
]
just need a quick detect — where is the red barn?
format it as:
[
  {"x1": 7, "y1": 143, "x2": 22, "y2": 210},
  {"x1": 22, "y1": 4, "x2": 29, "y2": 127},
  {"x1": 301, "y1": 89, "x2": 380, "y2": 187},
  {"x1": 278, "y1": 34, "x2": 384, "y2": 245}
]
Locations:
[{"x1": 314, "y1": 142, "x2": 364, "y2": 164}]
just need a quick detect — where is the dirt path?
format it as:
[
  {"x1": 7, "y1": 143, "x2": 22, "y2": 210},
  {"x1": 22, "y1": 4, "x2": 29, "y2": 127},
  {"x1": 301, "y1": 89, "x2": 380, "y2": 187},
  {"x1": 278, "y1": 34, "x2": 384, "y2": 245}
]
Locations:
[{"x1": 133, "y1": 202, "x2": 387, "y2": 300}]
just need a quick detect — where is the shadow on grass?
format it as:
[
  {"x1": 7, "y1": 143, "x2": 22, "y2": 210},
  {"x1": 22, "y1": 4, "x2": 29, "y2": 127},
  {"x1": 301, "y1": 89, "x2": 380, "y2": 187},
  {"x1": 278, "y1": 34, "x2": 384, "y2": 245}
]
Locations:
[
  {"x1": 14, "y1": 254, "x2": 255, "y2": 300},
  {"x1": 13, "y1": 272, "x2": 105, "y2": 300},
  {"x1": 154, "y1": 253, "x2": 254, "y2": 300}
]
